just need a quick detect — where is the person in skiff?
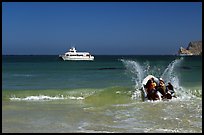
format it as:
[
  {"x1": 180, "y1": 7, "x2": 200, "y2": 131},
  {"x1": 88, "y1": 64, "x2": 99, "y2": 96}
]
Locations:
[
  {"x1": 156, "y1": 78, "x2": 175, "y2": 99},
  {"x1": 145, "y1": 78, "x2": 160, "y2": 100},
  {"x1": 156, "y1": 78, "x2": 167, "y2": 99},
  {"x1": 166, "y1": 82, "x2": 176, "y2": 98}
]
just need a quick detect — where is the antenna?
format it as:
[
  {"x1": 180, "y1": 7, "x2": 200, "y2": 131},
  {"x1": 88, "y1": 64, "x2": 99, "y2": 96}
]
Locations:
[{"x1": 71, "y1": 42, "x2": 76, "y2": 48}]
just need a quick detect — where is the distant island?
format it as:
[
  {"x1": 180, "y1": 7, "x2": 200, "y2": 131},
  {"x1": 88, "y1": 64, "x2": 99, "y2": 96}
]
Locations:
[{"x1": 178, "y1": 41, "x2": 202, "y2": 56}]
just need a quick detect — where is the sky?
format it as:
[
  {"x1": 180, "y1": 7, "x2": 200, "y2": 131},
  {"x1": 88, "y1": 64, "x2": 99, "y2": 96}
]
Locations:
[{"x1": 2, "y1": 2, "x2": 202, "y2": 55}]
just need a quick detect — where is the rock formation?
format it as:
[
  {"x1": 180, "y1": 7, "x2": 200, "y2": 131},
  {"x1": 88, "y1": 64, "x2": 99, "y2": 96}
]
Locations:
[{"x1": 178, "y1": 41, "x2": 202, "y2": 55}]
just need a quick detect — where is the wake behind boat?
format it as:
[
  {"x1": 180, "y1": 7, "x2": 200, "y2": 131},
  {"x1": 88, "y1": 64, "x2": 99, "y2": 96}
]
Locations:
[
  {"x1": 141, "y1": 75, "x2": 176, "y2": 101},
  {"x1": 59, "y1": 47, "x2": 94, "y2": 61}
]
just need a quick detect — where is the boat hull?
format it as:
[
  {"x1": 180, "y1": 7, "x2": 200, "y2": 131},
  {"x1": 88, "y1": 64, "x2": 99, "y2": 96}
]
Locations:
[{"x1": 60, "y1": 55, "x2": 94, "y2": 61}]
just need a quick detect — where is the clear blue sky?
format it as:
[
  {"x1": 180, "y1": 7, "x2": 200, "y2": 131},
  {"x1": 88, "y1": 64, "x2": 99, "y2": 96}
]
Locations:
[{"x1": 2, "y1": 2, "x2": 202, "y2": 55}]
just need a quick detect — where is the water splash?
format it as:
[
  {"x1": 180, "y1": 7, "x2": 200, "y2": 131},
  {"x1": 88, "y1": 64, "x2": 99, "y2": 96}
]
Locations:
[
  {"x1": 121, "y1": 57, "x2": 197, "y2": 101},
  {"x1": 158, "y1": 57, "x2": 198, "y2": 100},
  {"x1": 121, "y1": 59, "x2": 147, "y2": 100},
  {"x1": 121, "y1": 59, "x2": 161, "y2": 89},
  {"x1": 121, "y1": 59, "x2": 144, "y2": 89},
  {"x1": 161, "y1": 57, "x2": 183, "y2": 84}
]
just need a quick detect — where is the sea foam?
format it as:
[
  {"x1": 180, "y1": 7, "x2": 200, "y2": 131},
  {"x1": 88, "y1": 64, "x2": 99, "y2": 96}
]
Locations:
[{"x1": 9, "y1": 95, "x2": 84, "y2": 101}]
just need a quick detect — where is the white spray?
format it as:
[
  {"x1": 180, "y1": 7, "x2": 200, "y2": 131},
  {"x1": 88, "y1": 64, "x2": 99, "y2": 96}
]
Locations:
[
  {"x1": 121, "y1": 57, "x2": 194, "y2": 100},
  {"x1": 121, "y1": 59, "x2": 144, "y2": 89}
]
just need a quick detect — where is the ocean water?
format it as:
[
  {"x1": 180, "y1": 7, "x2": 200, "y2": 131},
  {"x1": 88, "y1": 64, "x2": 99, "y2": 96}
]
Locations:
[{"x1": 2, "y1": 55, "x2": 202, "y2": 133}]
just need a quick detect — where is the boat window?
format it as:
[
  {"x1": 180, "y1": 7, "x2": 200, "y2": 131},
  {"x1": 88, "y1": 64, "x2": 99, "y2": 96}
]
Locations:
[
  {"x1": 77, "y1": 54, "x2": 83, "y2": 56},
  {"x1": 69, "y1": 54, "x2": 83, "y2": 56}
]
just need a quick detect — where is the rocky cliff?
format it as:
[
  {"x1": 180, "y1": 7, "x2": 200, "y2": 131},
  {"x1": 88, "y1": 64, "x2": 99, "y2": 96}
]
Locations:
[{"x1": 178, "y1": 41, "x2": 202, "y2": 55}]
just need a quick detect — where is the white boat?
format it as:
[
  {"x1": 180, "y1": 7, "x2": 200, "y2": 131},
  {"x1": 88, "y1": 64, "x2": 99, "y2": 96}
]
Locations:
[{"x1": 59, "y1": 47, "x2": 94, "y2": 61}]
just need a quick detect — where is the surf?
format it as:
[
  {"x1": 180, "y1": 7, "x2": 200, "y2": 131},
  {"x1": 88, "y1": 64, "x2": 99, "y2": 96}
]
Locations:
[{"x1": 3, "y1": 86, "x2": 133, "y2": 106}]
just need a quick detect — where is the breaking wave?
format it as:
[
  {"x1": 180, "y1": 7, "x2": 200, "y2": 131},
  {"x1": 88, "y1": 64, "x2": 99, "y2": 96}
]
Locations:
[
  {"x1": 9, "y1": 95, "x2": 85, "y2": 101},
  {"x1": 3, "y1": 86, "x2": 133, "y2": 105}
]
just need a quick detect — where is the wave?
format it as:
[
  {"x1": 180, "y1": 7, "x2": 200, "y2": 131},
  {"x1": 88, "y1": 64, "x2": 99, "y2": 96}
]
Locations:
[
  {"x1": 9, "y1": 95, "x2": 85, "y2": 101},
  {"x1": 3, "y1": 88, "x2": 97, "y2": 102},
  {"x1": 3, "y1": 86, "x2": 134, "y2": 104}
]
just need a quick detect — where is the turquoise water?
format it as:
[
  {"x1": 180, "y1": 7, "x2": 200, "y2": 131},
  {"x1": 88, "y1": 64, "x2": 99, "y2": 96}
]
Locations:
[
  {"x1": 2, "y1": 55, "x2": 131, "y2": 90},
  {"x1": 2, "y1": 55, "x2": 202, "y2": 133}
]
